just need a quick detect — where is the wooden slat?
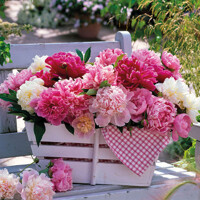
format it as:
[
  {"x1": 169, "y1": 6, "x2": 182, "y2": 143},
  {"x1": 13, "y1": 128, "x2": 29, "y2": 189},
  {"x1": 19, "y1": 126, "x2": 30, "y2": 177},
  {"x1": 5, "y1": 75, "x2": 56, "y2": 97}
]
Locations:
[
  {"x1": 189, "y1": 123, "x2": 200, "y2": 141},
  {"x1": 31, "y1": 144, "x2": 118, "y2": 160},
  {"x1": 26, "y1": 122, "x2": 107, "y2": 144},
  {"x1": 0, "y1": 41, "x2": 120, "y2": 70},
  {"x1": 37, "y1": 159, "x2": 155, "y2": 186},
  {"x1": 0, "y1": 132, "x2": 32, "y2": 158}
]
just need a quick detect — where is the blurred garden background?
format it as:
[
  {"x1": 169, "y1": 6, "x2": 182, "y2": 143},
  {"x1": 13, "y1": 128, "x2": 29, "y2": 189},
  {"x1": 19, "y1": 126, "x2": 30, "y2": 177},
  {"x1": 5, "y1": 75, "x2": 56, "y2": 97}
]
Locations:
[{"x1": 0, "y1": 0, "x2": 200, "y2": 172}]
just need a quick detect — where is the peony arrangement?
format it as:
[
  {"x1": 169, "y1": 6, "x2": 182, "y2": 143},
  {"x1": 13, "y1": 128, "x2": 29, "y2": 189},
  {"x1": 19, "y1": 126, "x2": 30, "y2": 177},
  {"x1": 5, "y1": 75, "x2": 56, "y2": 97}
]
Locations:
[
  {"x1": 0, "y1": 47, "x2": 199, "y2": 146},
  {"x1": 50, "y1": 0, "x2": 107, "y2": 27},
  {"x1": 0, "y1": 158, "x2": 72, "y2": 200}
]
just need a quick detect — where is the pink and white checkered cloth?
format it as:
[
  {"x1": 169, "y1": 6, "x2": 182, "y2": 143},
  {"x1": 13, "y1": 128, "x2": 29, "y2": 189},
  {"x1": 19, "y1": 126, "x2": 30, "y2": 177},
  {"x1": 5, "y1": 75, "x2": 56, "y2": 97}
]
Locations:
[{"x1": 101, "y1": 126, "x2": 170, "y2": 176}]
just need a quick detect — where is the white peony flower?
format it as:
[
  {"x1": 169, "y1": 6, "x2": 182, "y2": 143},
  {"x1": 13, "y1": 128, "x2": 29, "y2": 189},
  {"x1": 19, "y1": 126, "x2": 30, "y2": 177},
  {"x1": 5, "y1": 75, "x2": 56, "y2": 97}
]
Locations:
[
  {"x1": 17, "y1": 78, "x2": 46, "y2": 114},
  {"x1": 156, "y1": 77, "x2": 189, "y2": 107},
  {"x1": 28, "y1": 55, "x2": 49, "y2": 74},
  {"x1": 0, "y1": 168, "x2": 19, "y2": 199},
  {"x1": 183, "y1": 93, "x2": 200, "y2": 123}
]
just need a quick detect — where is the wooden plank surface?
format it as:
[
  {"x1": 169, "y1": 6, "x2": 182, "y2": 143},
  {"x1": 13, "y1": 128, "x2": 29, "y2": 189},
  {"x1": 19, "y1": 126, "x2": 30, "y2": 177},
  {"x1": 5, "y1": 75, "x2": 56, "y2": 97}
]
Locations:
[
  {"x1": 0, "y1": 132, "x2": 32, "y2": 158},
  {"x1": 0, "y1": 41, "x2": 120, "y2": 70}
]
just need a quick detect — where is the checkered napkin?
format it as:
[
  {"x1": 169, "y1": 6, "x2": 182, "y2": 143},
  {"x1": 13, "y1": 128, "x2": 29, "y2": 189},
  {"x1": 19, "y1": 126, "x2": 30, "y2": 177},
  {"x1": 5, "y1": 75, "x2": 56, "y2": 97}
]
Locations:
[{"x1": 101, "y1": 126, "x2": 170, "y2": 176}]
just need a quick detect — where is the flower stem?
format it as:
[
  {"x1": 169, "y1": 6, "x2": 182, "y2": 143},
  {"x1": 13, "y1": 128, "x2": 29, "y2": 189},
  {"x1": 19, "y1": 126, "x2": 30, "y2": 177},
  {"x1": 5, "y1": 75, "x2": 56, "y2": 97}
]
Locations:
[{"x1": 164, "y1": 181, "x2": 197, "y2": 200}]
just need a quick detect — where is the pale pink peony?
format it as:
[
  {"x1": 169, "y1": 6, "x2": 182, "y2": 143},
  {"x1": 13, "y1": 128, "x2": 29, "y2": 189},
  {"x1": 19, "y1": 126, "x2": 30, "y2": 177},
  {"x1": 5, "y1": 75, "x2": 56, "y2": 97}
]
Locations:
[
  {"x1": 147, "y1": 97, "x2": 177, "y2": 135},
  {"x1": 161, "y1": 51, "x2": 181, "y2": 71},
  {"x1": 172, "y1": 114, "x2": 191, "y2": 141},
  {"x1": 55, "y1": 78, "x2": 90, "y2": 123},
  {"x1": 0, "y1": 169, "x2": 19, "y2": 199},
  {"x1": 49, "y1": 158, "x2": 73, "y2": 192},
  {"x1": 17, "y1": 169, "x2": 54, "y2": 200},
  {"x1": 82, "y1": 63, "x2": 117, "y2": 89},
  {"x1": 89, "y1": 85, "x2": 134, "y2": 127},
  {"x1": 0, "y1": 69, "x2": 33, "y2": 108},
  {"x1": 129, "y1": 88, "x2": 153, "y2": 122},
  {"x1": 33, "y1": 88, "x2": 69, "y2": 125},
  {"x1": 115, "y1": 57, "x2": 157, "y2": 91},
  {"x1": 95, "y1": 48, "x2": 124, "y2": 66},
  {"x1": 72, "y1": 112, "x2": 95, "y2": 137},
  {"x1": 45, "y1": 52, "x2": 88, "y2": 79}
]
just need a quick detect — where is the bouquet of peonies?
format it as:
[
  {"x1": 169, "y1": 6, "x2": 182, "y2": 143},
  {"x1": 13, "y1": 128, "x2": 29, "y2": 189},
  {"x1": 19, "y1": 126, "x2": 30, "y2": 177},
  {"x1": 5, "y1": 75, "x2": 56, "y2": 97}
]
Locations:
[
  {"x1": 0, "y1": 158, "x2": 72, "y2": 200},
  {"x1": 50, "y1": 0, "x2": 107, "y2": 27},
  {"x1": 0, "y1": 47, "x2": 199, "y2": 146}
]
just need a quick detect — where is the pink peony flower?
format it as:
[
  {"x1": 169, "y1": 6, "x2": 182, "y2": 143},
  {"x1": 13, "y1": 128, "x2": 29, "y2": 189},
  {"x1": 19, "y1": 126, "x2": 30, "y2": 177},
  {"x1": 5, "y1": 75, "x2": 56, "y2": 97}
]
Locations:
[
  {"x1": 45, "y1": 52, "x2": 88, "y2": 79},
  {"x1": 132, "y1": 49, "x2": 162, "y2": 67},
  {"x1": 95, "y1": 48, "x2": 124, "y2": 66},
  {"x1": 55, "y1": 78, "x2": 90, "y2": 123},
  {"x1": 17, "y1": 169, "x2": 54, "y2": 200},
  {"x1": 33, "y1": 88, "x2": 69, "y2": 125},
  {"x1": 172, "y1": 114, "x2": 191, "y2": 141},
  {"x1": 0, "y1": 169, "x2": 19, "y2": 199},
  {"x1": 132, "y1": 49, "x2": 175, "y2": 83},
  {"x1": 161, "y1": 51, "x2": 181, "y2": 71},
  {"x1": 115, "y1": 57, "x2": 157, "y2": 91},
  {"x1": 0, "y1": 69, "x2": 33, "y2": 108},
  {"x1": 82, "y1": 63, "x2": 117, "y2": 89},
  {"x1": 89, "y1": 85, "x2": 134, "y2": 127},
  {"x1": 72, "y1": 112, "x2": 95, "y2": 137},
  {"x1": 147, "y1": 97, "x2": 177, "y2": 135},
  {"x1": 49, "y1": 158, "x2": 73, "y2": 192},
  {"x1": 35, "y1": 70, "x2": 57, "y2": 87},
  {"x1": 129, "y1": 88, "x2": 153, "y2": 122}
]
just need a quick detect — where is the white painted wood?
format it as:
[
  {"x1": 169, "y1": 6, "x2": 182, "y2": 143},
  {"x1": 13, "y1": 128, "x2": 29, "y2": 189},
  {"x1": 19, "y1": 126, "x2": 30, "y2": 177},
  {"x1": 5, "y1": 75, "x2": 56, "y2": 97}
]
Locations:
[
  {"x1": 189, "y1": 124, "x2": 200, "y2": 170},
  {"x1": 26, "y1": 122, "x2": 156, "y2": 186},
  {"x1": 25, "y1": 122, "x2": 107, "y2": 144},
  {"x1": 31, "y1": 145, "x2": 118, "y2": 160},
  {"x1": 0, "y1": 132, "x2": 32, "y2": 158},
  {"x1": 91, "y1": 129, "x2": 100, "y2": 185},
  {"x1": 0, "y1": 70, "x2": 17, "y2": 133},
  {"x1": 115, "y1": 31, "x2": 132, "y2": 57},
  {"x1": 0, "y1": 41, "x2": 120, "y2": 70},
  {"x1": 189, "y1": 123, "x2": 200, "y2": 141}
]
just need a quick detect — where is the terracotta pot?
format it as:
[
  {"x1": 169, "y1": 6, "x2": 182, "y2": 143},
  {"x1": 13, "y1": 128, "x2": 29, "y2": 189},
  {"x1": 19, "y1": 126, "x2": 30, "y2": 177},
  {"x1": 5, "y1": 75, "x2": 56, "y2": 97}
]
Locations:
[{"x1": 78, "y1": 23, "x2": 101, "y2": 39}]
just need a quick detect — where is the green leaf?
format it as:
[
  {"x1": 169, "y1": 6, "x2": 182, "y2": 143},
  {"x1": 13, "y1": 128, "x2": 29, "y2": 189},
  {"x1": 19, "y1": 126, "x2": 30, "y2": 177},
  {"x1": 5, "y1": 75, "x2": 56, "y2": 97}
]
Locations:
[
  {"x1": 75, "y1": 49, "x2": 83, "y2": 61},
  {"x1": 34, "y1": 121, "x2": 46, "y2": 146},
  {"x1": 39, "y1": 168, "x2": 49, "y2": 175},
  {"x1": 8, "y1": 112, "x2": 27, "y2": 118},
  {"x1": 84, "y1": 47, "x2": 91, "y2": 63},
  {"x1": 86, "y1": 89, "x2": 97, "y2": 96},
  {"x1": 0, "y1": 93, "x2": 17, "y2": 103},
  {"x1": 64, "y1": 123, "x2": 74, "y2": 135},
  {"x1": 117, "y1": 126, "x2": 123, "y2": 133},
  {"x1": 114, "y1": 54, "x2": 125, "y2": 68},
  {"x1": 99, "y1": 80, "x2": 111, "y2": 88}
]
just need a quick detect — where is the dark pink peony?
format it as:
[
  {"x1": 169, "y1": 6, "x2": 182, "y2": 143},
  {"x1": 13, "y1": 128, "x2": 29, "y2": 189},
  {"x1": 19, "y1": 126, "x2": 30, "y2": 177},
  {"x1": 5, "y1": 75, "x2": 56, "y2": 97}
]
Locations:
[
  {"x1": 161, "y1": 51, "x2": 181, "y2": 71},
  {"x1": 35, "y1": 70, "x2": 57, "y2": 87},
  {"x1": 49, "y1": 158, "x2": 73, "y2": 192},
  {"x1": 33, "y1": 88, "x2": 69, "y2": 125},
  {"x1": 95, "y1": 48, "x2": 124, "y2": 66},
  {"x1": 147, "y1": 97, "x2": 177, "y2": 135},
  {"x1": 129, "y1": 88, "x2": 153, "y2": 122},
  {"x1": 172, "y1": 114, "x2": 191, "y2": 141},
  {"x1": 115, "y1": 57, "x2": 157, "y2": 91},
  {"x1": 45, "y1": 52, "x2": 88, "y2": 79},
  {"x1": 55, "y1": 78, "x2": 90, "y2": 124},
  {"x1": 132, "y1": 49, "x2": 175, "y2": 83}
]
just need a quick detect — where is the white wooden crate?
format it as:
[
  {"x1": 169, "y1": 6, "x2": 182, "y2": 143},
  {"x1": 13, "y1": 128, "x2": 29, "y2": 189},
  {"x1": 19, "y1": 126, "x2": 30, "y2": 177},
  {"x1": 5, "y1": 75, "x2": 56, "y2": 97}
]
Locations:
[{"x1": 25, "y1": 122, "x2": 156, "y2": 186}]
